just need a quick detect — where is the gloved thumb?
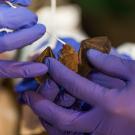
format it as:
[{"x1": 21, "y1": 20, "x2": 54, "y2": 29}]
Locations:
[{"x1": 87, "y1": 49, "x2": 132, "y2": 80}]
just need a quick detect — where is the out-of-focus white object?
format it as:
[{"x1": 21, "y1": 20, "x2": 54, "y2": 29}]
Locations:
[
  {"x1": 38, "y1": 4, "x2": 87, "y2": 40},
  {"x1": 50, "y1": 0, "x2": 56, "y2": 33},
  {"x1": 0, "y1": 88, "x2": 19, "y2": 135},
  {"x1": 117, "y1": 42, "x2": 135, "y2": 60},
  {"x1": 21, "y1": 4, "x2": 87, "y2": 61},
  {"x1": 48, "y1": 0, "x2": 66, "y2": 45}
]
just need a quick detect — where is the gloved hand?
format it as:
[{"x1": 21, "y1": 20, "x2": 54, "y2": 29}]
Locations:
[
  {"x1": 38, "y1": 79, "x2": 76, "y2": 135},
  {"x1": 23, "y1": 49, "x2": 135, "y2": 135},
  {"x1": 0, "y1": 0, "x2": 47, "y2": 78},
  {"x1": 22, "y1": 79, "x2": 83, "y2": 135},
  {"x1": 17, "y1": 38, "x2": 82, "y2": 135}
]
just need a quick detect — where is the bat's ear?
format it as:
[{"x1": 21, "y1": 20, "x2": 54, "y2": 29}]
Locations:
[{"x1": 35, "y1": 47, "x2": 55, "y2": 84}]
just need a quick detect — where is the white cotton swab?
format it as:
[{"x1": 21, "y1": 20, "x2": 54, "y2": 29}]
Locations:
[
  {"x1": 51, "y1": 0, "x2": 56, "y2": 22},
  {"x1": 46, "y1": 31, "x2": 66, "y2": 45},
  {"x1": 56, "y1": 37, "x2": 66, "y2": 45},
  {"x1": 50, "y1": 0, "x2": 66, "y2": 45}
]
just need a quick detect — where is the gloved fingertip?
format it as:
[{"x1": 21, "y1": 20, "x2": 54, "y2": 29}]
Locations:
[
  {"x1": 44, "y1": 57, "x2": 56, "y2": 70},
  {"x1": 26, "y1": 63, "x2": 48, "y2": 77},
  {"x1": 87, "y1": 49, "x2": 103, "y2": 60},
  {"x1": 44, "y1": 79, "x2": 57, "y2": 89},
  {"x1": 22, "y1": 91, "x2": 38, "y2": 106},
  {"x1": 39, "y1": 79, "x2": 59, "y2": 101},
  {"x1": 44, "y1": 57, "x2": 50, "y2": 63},
  {"x1": 37, "y1": 24, "x2": 46, "y2": 36}
]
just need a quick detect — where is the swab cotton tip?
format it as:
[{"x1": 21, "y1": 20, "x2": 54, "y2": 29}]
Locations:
[
  {"x1": 5, "y1": 1, "x2": 16, "y2": 8},
  {"x1": 46, "y1": 31, "x2": 66, "y2": 45}
]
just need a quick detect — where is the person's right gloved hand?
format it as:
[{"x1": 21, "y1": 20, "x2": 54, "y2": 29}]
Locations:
[
  {"x1": 23, "y1": 49, "x2": 135, "y2": 135},
  {"x1": 0, "y1": 0, "x2": 47, "y2": 78},
  {"x1": 19, "y1": 38, "x2": 126, "y2": 135}
]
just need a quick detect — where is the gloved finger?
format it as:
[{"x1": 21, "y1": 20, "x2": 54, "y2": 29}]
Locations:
[
  {"x1": 56, "y1": 93, "x2": 76, "y2": 107},
  {"x1": 23, "y1": 91, "x2": 104, "y2": 133},
  {"x1": 38, "y1": 79, "x2": 59, "y2": 101},
  {"x1": 38, "y1": 79, "x2": 76, "y2": 107},
  {"x1": 45, "y1": 58, "x2": 110, "y2": 107},
  {"x1": 0, "y1": 7, "x2": 37, "y2": 30},
  {"x1": 87, "y1": 49, "x2": 132, "y2": 80},
  {"x1": 89, "y1": 72, "x2": 126, "y2": 89},
  {"x1": 0, "y1": 60, "x2": 47, "y2": 78},
  {"x1": 38, "y1": 79, "x2": 78, "y2": 135},
  {"x1": 0, "y1": 24, "x2": 45, "y2": 52},
  {"x1": 10, "y1": 0, "x2": 32, "y2": 6}
]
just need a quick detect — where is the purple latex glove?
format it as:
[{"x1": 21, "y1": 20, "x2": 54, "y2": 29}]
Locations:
[
  {"x1": 88, "y1": 48, "x2": 131, "y2": 89},
  {"x1": 0, "y1": 2, "x2": 47, "y2": 78},
  {"x1": 17, "y1": 37, "x2": 83, "y2": 134},
  {"x1": 0, "y1": 0, "x2": 31, "y2": 6},
  {"x1": 23, "y1": 49, "x2": 135, "y2": 135},
  {"x1": 10, "y1": 0, "x2": 32, "y2": 6},
  {"x1": 89, "y1": 72, "x2": 125, "y2": 89},
  {"x1": 38, "y1": 79, "x2": 72, "y2": 135},
  {"x1": 24, "y1": 79, "x2": 83, "y2": 135}
]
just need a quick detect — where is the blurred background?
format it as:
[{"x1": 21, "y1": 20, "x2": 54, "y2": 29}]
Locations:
[{"x1": 1, "y1": 0, "x2": 135, "y2": 135}]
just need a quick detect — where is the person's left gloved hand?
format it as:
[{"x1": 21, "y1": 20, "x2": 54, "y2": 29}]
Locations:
[
  {"x1": 23, "y1": 49, "x2": 135, "y2": 135},
  {"x1": 16, "y1": 78, "x2": 78, "y2": 134},
  {"x1": 17, "y1": 38, "x2": 82, "y2": 135},
  {"x1": 0, "y1": 0, "x2": 47, "y2": 78},
  {"x1": 37, "y1": 79, "x2": 81, "y2": 135}
]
